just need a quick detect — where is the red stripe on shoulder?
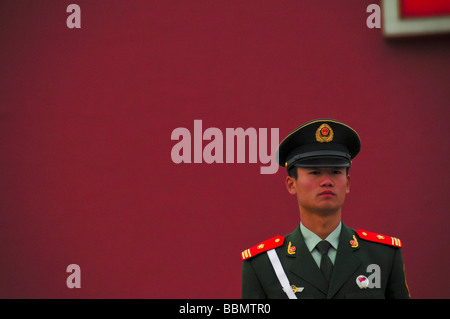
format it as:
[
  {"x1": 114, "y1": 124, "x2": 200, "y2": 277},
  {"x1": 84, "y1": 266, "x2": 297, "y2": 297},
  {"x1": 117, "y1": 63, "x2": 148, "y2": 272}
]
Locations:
[
  {"x1": 241, "y1": 235, "x2": 285, "y2": 260},
  {"x1": 357, "y1": 229, "x2": 403, "y2": 248}
]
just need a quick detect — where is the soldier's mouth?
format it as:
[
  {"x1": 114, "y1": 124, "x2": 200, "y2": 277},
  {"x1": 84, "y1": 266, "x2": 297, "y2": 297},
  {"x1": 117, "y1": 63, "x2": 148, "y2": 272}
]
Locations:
[{"x1": 318, "y1": 191, "x2": 336, "y2": 196}]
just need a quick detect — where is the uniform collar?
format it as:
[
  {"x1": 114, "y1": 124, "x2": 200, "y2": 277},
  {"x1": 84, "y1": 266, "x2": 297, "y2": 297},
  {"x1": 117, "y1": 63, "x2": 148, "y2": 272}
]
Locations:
[{"x1": 300, "y1": 221, "x2": 341, "y2": 252}]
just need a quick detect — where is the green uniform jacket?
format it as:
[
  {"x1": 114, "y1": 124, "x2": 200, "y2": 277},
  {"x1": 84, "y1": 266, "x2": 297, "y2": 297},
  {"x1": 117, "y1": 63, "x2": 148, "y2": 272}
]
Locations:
[{"x1": 242, "y1": 223, "x2": 410, "y2": 299}]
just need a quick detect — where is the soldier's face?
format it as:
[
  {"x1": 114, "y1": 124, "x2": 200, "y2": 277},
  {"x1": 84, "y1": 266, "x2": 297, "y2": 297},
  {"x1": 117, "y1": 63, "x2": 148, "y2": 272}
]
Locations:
[{"x1": 286, "y1": 167, "x2": 350, "y2": 215}]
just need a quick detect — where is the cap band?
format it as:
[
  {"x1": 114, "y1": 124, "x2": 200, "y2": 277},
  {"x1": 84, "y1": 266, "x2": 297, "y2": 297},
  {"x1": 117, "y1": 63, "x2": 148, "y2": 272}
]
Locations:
[{"x1": 286, "y1": 150, "x2": 351, "y2": 169}]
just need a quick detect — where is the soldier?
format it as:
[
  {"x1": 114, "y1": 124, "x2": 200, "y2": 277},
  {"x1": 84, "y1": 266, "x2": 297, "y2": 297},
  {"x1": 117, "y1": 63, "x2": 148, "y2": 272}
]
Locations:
[{"x1": 241, "y1": 119, "x2": 410, "y2": 299}]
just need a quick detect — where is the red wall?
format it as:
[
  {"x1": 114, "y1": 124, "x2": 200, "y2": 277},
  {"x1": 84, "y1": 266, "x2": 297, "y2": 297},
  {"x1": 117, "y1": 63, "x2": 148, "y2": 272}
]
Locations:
[{"x1": 0, "y1": 0, "x2": 449, "y2": 298}]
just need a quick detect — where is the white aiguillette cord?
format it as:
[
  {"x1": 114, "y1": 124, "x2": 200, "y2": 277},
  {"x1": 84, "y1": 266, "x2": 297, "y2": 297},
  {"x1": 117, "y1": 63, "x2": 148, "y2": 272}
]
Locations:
[{"x1": 266, "y1": 249, "x2": 297, "y2": 299}]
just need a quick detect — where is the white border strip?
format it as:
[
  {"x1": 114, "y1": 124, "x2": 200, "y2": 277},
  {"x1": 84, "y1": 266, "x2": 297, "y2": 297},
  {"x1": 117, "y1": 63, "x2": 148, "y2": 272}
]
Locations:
[{"x1": 382, "y1": 0, "x2": 450, "y2": 37}]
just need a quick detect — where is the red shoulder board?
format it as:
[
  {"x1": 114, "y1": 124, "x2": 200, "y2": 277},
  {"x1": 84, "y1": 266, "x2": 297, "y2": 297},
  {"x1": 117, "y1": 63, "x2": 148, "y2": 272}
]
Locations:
[
  {"x1": 241, "y1": 235, "x2": 285, "y2": 260},
  {"x1": 356, "y1": 229, "x2": 403, "y2": 248}
]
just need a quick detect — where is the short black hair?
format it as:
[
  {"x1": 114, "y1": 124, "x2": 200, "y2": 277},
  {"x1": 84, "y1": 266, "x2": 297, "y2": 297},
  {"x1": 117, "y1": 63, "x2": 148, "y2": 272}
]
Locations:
[
  {"x1": 287, "y1": 166, "x2": 298, "y2": 179},
  {"x1": 287, "y1": 167, "x2": 350, "y2": 180}
]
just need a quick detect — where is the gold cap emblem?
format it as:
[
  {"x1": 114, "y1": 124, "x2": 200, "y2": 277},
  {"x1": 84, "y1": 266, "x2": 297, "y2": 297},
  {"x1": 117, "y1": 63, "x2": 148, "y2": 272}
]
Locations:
[{"x1": 315, "y1": 123, "x2": 334, "y2": 143}]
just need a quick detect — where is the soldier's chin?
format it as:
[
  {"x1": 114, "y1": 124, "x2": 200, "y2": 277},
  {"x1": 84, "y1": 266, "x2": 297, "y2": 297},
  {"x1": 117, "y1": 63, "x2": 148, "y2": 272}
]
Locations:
[{"x1": 312, "y1": 206, "x2": 342, "y2": 216}]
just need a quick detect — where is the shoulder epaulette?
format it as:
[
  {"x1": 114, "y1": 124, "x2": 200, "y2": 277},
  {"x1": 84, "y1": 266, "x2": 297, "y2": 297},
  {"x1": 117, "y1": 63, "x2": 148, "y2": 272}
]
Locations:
[
  {"x1": 241, "y1": 235, "x2": 285, "y2": 260},
  {"x1": 356, "y1": 229, "x2": 402, "y2": 248}
]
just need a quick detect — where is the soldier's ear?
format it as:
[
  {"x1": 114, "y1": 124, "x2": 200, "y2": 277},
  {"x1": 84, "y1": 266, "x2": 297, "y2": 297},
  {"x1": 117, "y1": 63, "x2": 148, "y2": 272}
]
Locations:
[
  {"x1": 285, "y1": 176, "x2": 297, "y2": 195},
  {"x1": 346, "y1": 174, "x2": 351, "y2": 194}
]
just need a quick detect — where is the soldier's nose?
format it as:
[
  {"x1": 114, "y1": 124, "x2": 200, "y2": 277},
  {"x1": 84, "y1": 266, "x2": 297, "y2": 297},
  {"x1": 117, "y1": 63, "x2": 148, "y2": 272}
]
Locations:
[{"x1": 320, "y1": 175, "x2": 334, "y2": 187}]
